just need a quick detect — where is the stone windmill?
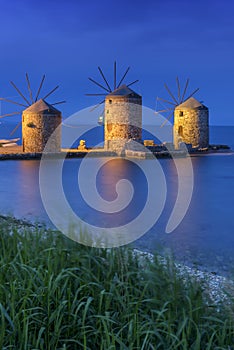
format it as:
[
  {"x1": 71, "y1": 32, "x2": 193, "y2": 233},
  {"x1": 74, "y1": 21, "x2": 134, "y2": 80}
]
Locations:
[
  {"x1": 0, "y1": 74, "x2": 65, "y2": 152},
  {"x1": 87, "y1": 62, "x2": 142, "y2": 154},
  {"x1": 156, "y1": 78, "x2": 209, "y2": 150}
]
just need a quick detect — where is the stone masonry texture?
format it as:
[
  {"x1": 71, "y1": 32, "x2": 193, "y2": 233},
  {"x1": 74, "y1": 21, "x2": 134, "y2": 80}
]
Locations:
[
  {"x1": 104, "y1": 96, "x2": 142, "y2": 153},
  {"x1": 173, "y1": 107, "x2": 209, "y2": 149},
  {"x1": 22, "y1": 112, "x2": 61, "y2": 152}
]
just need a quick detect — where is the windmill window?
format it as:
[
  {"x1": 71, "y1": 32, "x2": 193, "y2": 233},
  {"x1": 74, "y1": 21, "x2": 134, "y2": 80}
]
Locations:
[
  {"x1": 27, "y1": 122, "x2": 35, "y2": 128},
  {"x1": 109, "y1": 100, "x2": 112, "y2": 104},
  {"x1": 178, "y1": 126, "x2": 183, "y2": 137},
  {"x1": 106, "y1": 110, "x2": 109, "y2": 114},
  {"x1": 179, "y1": 111, "x2": 184, "y2": 117},
  {"x1": 107, "y1": 123, "x2": 112, "y2": 132}
]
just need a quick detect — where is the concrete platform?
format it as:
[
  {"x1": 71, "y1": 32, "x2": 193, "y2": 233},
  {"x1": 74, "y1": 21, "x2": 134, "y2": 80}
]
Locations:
[
  {"x1": 0, "y1": 146, "x2": 23, "y2": 154},
  {"x1": 0, "y1": 145, "x2": 231, "y2": 161}
]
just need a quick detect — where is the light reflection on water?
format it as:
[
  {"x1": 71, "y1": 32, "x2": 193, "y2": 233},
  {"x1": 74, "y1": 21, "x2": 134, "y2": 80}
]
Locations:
[{"x1": 61, "y1": 157, "x2": 148, "y2": 228}]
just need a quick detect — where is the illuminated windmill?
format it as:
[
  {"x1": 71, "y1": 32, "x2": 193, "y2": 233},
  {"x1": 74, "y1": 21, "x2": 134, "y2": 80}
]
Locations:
[
  {"x1": 86, "y1": 61, "x2": 139, "y2": 123},
  {"x1": 156, "y1": 78, "x2": 209, "y2": 149},
  {"x1": 87, "y1": 62, "x2": 142, "y2": 153},
  {"x1": 0, "y1": 74, "x2": 65, "y2": 152}
]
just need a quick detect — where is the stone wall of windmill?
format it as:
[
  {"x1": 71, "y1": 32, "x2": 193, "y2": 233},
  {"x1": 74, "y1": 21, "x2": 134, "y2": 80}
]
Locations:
[
  {"x1": 104, "y1": 85, "x2": 142, "y2": 154},
  {"x1": 22, "y1": 99, "x2": 61, "y2": 153},
  {"x1": 173, "y1": 97, "x2": 209, "y2": 150}
]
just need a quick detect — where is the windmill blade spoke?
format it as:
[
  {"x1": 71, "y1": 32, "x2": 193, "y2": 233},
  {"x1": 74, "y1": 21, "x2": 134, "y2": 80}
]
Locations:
[
  {"x1": 35, "y1": 74, "x2": 46, "y2": 101},
  {"x1": 0, "y1": 98, "x2": 28, "y2": 108},
  {"x1": 42, "y1": 85, "x2": 59, "y2": 100},
  {"x1": 88, "y1": 78, "x2": 110, "y2": 93},
  {"x1": 185, "y1": 88, "x2": 200, "y2": 101},
  {"x1": 164, "y1": 83, "x2": 178, "y2": 105},
  {"x1": 26, "y1": 73, "x2": 34, "y2": 104},
  {"x1": 51, "y1": 100, "x2": 66, "y2": 106},
  {"x1": 114, "y1": 61, "x2": 117, "y2": 90},
  {"x1": 10, "y1": 81, "x2": 31, "y2": 106},
  {"x1": 127, "y1": 79, "x2": 139, "y2": 87},
  {"x1": 89, "y1": 100, "x2": 105, "y2": 112},
  {"x1": 10, "y1": 121, "x2": 22, "y2": 136},
  {"x1": 0, "y1": 112, "x2": 21, "y2": 118},
  {"x1": 176, "y1": 77, "x2": 181, "y2": 103},
  {"x1": 161, "y1": 111, "x2": 174, "y2": 127},
  {"x1": 85, "y1": 93, "x2": 107, "y2": 96},
  {"x1": 155, "y1": 108, "x2": 175, "y2": 114},
  {"x1": 117, "y1": 67, "x2": 130, "y2": 88},
  {"x1": 156, "y1": 97, "x2": 177, "y2": 106},
  {"x1": 98, "y1": 67, "x2": 112, "y2": 92},
  {"x1": 181, "y1": 78, "x2": 189, "y2": 102}
]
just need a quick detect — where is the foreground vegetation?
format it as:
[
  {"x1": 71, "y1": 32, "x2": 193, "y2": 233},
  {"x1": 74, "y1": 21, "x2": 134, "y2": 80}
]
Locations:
[{"x1": 0, "y1": 219, "x2": 234, "y2": 349}]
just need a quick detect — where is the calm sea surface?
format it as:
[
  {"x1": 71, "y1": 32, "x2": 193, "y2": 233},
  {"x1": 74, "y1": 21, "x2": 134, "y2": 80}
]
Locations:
[{"x1": 0, "y1": 123, "x2": 234, "y2": 276}]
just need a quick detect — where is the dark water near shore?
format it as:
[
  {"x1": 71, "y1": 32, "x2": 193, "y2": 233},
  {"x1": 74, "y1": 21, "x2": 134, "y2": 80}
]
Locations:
[{"x1": 0, "y1": 123, "x2": 234, "y2": 276}]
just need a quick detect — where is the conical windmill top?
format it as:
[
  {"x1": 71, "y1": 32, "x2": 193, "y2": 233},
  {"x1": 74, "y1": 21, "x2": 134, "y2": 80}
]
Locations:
[
  {"x1": 175, "y1": 97, "x2": 207, "y2": 110},
  {"x1": 108, "y1": 84, "x2": 141, "y2": 97},
  {"x1": 24, "y1": 98, "x2": 61, "y2": 114},
  {"x1": 0, "y1": 73, "x2": 65, "y2": 135}
]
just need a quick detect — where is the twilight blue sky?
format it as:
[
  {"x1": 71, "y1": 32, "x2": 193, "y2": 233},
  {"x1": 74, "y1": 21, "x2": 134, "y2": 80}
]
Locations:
[{"x1": 0, "y1": 0, "x2": 233, "y2": 125}]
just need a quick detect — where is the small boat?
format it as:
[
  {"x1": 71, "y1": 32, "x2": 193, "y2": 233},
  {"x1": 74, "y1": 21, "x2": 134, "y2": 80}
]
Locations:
[
  {"x1": 0, "y1": 138, "x2": 20, "y2": 146},
  {"x1": 98, "y1": 115, "x2": 104, "y2": 126},
  {"x1": 1, "y1": 143, "x2": 19, "y2": 147}
]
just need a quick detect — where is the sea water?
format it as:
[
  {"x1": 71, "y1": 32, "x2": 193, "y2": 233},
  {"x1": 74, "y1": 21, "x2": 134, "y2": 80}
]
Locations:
[{"x1": 0, "y1": 121, "x2": 234, "y2": 276}]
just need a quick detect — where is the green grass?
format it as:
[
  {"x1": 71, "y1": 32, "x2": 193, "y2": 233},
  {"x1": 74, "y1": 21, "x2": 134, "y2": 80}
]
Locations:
[{"x1": 0, "y1": 219, "x2": 234, "y2": 349}]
